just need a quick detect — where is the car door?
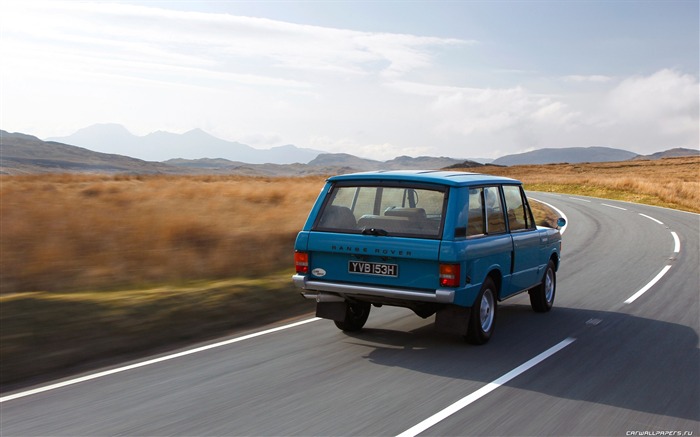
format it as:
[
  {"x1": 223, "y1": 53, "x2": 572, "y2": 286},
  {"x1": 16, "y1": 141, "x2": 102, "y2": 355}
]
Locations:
[{"x1": 502, "y1": 185, "x2": 541, "y2": 295}]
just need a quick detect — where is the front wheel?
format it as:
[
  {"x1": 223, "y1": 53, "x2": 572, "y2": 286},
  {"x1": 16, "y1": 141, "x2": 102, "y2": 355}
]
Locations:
[
  {"x1": 466, "y1": 277, "x2": 497, "y2": 345},
  {"x1": 529, "y1": 260, "x2": 556, "y2": 312},
  {"x1": 334, "y1": 301, "x2": 371, "y2": 332}
]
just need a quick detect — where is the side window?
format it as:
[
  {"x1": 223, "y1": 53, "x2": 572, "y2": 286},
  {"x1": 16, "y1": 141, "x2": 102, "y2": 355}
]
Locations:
[
  {"x1": 465, "y1": 188, "x2": 485, "y2": 237},
  {"x1": 484, "y1": 186, "x2": 506, "y2": 234},
  {"x1": 463, "y1": 187, "x2": 506, "y2": 237},
  {"x1": 503, "y1": 185, "x2": 535, "y2": 231}
]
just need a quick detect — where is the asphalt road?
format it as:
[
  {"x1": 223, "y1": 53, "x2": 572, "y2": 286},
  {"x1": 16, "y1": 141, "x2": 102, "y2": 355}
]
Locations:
[{"x1": 2, "y1": 193, "x2": 698, "y2": 436}]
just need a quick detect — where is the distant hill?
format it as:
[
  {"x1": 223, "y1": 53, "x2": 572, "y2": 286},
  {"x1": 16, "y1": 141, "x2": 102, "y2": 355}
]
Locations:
[
  {"x1": 1, "y1": 131, "x2": 469, "y2": 176},
  {"x1": 0, "y1": 130, "x2": 182, "y2": 175},
  {"x1": 5, "y1": 128, "x2": 695, "y2": 176},
  {"x1": 307, "y1": 153, "x2": 471, "y2": 171},
  {"x1": 491, "y1": 146, "x2": 639, "y2": 166},
  {"x1": 632, "y1": 147, "x2": 699, "y2": 160},
  {"x1": 47, "y1": 124, "x2": 323, "y2": 164}
]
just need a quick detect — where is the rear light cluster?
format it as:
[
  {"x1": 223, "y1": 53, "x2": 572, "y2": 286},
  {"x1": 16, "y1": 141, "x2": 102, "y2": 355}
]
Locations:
[
  {"x1": 295, "y1": 252, "x2": 309, "y2": 274},
  {"x1": 439, "y1": 263, "x2": 460, "y2": 287}
]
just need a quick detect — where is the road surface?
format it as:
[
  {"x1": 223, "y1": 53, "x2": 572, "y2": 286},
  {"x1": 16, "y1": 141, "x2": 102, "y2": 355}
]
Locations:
[{"x1": 2, "y1": 193, "x2": 698, "y2": 436}]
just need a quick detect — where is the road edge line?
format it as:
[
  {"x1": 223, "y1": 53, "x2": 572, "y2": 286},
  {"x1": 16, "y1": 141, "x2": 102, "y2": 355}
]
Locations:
[{"x1": 0, "y1": 317, "x2": 321, "y2": 403}]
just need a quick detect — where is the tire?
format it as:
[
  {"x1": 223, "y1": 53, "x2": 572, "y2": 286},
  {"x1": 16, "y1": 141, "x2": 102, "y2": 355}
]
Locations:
[
  {"x1": 334, "y1": 301, "x2": 371, "y2": 332},
  {"x1": 529, "y1": 260, "x2": 556, "y2": 312},
  {"x1": 466, "y1": 277, "x2": 497, "y2": 345}
]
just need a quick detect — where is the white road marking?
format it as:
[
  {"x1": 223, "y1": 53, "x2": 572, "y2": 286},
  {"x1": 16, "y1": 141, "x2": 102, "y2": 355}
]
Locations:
[
  {"x1": 601, "y1": 203, "x2": 627, "y2": 211},
  {"x1": 0, "y1": 317, "x2": 321, "y2": 403},
  {"x1": 395, "y1": 338, "x2": 577, "y2": 437},
  {"x1": 569, "y1": 197, "x2": 591, "y2": 202},
  {"x1": 639, "y1": 213, "x2": 664, "y2": 225},
  {"x1": 624, "y1": 265, "x2": 673, "y2": 304},
  {"x1": 671, "y1": 231, "x2": 681, "y2": 253}
]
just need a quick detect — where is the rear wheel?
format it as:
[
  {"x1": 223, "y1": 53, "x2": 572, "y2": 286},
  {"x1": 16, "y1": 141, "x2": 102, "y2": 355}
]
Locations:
[
  {"x1": 529, "y1": 260, "x2": 556, "y2": 312},
  {"x1": 466, "y1": 277, "x2": 497, "y2": 345},
  {"x1": 334, "y1": 301, "x2": 371, "y2": 332}
]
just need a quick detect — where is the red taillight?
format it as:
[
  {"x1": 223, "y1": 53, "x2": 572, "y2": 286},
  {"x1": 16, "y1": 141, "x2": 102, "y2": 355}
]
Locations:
[
  {"x1": 439, "y1": 264, "x2": 460, "y2": 287},
  {"x1": 295, "y1": 252, "x2": 309, "y2": 274}
]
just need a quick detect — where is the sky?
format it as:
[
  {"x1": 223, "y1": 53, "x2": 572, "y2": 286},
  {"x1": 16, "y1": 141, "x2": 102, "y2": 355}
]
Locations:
[{"x1": 1, "y1": 0, "x2": 698, "y2": 160}]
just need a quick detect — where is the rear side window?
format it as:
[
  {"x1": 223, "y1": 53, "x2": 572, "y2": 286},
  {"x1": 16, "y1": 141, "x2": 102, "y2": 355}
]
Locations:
[
  {"x1": 503, "y1": 185, "x2": 535, "y2": 231},
  {"x1": 463, "y1": 186, "x2": 506, "y2": 237},
  {"x1": 313, "y1": 183, "x2": 447, "y2": 239}
]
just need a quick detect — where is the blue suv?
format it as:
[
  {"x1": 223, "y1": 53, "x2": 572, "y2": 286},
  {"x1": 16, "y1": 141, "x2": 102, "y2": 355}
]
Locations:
[{"x1": 293, "y1": 170, "x2": 564, "y2": 344}]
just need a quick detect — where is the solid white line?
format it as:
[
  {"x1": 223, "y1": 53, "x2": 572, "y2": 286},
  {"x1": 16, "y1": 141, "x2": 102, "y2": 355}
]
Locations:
[
  {"x1": 671, "y1": 231, "x2": 681, "y2": 253},
  {"x1": 0, "y1": 317, "x2": 321, "y2": 403},
  {"x1": 395, "y1": 338, "x2": 576, "y2": 437},
  {"x1": 529, "y1": 198, "x2": 568, "y2": 235},
  {"x1": 601, "y1": 203, "x2": 627, "y2": 211},
  {"x1": 624, "y1": 266, "x2": 672, "y2": 304},
  {"x1": 639, "y1": 213, "x2": 664, "y2": 225}
]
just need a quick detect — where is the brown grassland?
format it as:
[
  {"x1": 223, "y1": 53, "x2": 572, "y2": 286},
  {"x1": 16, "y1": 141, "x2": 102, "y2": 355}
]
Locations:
[{"x1": 1, "y1": 156, "x2": 698, "y2": 385}]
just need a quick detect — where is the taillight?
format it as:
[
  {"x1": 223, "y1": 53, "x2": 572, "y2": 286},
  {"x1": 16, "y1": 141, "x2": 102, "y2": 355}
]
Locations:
[
  {"x1": 295, "y1": 252, "x2": 309, "y2": 274},
  {"x1": 439, "y1": 264, "x2": 460, "y2": 287}
]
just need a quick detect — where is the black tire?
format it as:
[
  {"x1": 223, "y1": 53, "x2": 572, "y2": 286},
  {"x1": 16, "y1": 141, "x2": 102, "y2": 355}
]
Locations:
[
  {"x1": 334, "y1": 301, "x2": 371, "y2": 332},
  {"x1": 529, "y1": 260, "x2": 556, "y2": 312},
  {"x1": 466, "y1": 277, "x2": 497, "y2": 345}
]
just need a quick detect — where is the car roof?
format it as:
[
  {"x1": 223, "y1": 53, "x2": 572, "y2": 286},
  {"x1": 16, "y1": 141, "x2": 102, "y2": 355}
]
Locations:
[{"x1": 327, "y1": 170, "x2": 520, "y2": 187}]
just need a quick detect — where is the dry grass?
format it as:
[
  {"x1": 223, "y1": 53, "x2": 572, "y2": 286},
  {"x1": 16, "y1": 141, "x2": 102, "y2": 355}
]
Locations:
[
  {"x1": 3, "y1": 158, "x2": 698, "y2": 294},
  {"x1": 1, "y1": 174, "x2": 326, "y2": 293},
  {"x1": 456, "y1": 156, "x2": 700, "y2": 214}
]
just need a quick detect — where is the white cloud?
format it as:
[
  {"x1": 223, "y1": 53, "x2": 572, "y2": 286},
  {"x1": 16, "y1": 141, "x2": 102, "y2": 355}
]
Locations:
[
  {"x1": 1, "y1": 2, "x2": 696, "y2": 160},
  {"x1": 387, "y1": 69, "x2": 697, "y2": 156},
  {"x1": 1, "y1": 1, "x2": 470, "y2": 86},
  {"x1": 606, "y1": 69, "x2": 698, "y2": 135},
  {"x1": 564, "y1": 75, "x2": 613, "y2": 83}
]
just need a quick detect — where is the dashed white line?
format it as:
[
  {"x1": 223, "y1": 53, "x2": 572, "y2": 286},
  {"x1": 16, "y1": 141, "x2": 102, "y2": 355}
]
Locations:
[
  {"x1": 0, "y1": 317, "x2": 321, "y2": 403},
  {"x1": 639, "y1": 213, "x2": 664, "y2": 225},
  {"x1": 396, "y1": 338, "x2": 577, "y2": 437},
  {"x1": 624, "y1": 266, "x2": 673, "y2": 304},
  {"x1": 601, "y1": 203, "x2": 627, "y2": 211},
  {"x1": 569, "y1": 197, "x2": 591, "y2": 202}
]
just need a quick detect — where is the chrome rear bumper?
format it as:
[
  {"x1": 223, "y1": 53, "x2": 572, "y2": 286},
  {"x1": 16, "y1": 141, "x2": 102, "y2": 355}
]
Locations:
[{"x1": 292, "y1": 274, "x2": 455, "y2": 304}]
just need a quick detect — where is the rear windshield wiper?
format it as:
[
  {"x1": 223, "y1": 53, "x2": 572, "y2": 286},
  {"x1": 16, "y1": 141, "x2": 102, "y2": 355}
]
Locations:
[{"x1": 361, "y1": 227, "x2": 389, "y2": 236}]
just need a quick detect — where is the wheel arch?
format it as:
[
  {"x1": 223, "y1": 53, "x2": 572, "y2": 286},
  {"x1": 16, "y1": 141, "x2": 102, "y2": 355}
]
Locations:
[
  {"x1": 549, "y1": 251, "x2": 560, "y2": 271},
  {"x1": 486, "y1": 268, "x2": 503, "y2": 300}
]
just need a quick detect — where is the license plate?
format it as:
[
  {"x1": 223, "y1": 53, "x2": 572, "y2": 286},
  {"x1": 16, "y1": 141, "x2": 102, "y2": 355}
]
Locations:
[{"x1": 348, "y1": 261, "x2": 398, "y2": 277}]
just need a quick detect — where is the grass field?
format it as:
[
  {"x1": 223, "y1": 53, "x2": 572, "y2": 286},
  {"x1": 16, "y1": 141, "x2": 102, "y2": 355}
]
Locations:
[
  {"x1": 1, "y1": 156, "x2": 697, "y2": 385},
  {"x1": 458, "y1": 157, "x2": 700, "y2": 214}
]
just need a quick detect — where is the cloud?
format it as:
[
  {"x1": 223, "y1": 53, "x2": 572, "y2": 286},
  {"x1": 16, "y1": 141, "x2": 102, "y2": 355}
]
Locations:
[
  {"x1": 1, "y1": 1, "x2": 471, "y2": 87},
  {"x1": 1, "y1": 2, "x2": 696, "y2": 159},
  {"x1": 389, "y1": 81, "x2": 577, "y2": 136},
  {"x1": 563, "y1": 75, "x2": 613, "y2": 83},
  {"x1": 388, "y1": 69, "x2": 697, "y2": 155},
  {"x1": 606, "y1": 69, "x2": 698, "y2": 135}
]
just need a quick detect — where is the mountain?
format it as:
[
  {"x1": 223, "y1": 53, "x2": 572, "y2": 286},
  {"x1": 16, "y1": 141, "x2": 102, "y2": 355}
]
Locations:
[
  {"x1": 308, "y1": 153, "x2": 384, "y2": 171},
  {"x1": 491, "y1": 146, "x2": 639, "y2": 166},
  {"x1": 0, "y1": 130, "x2": 183, "y2": 175},
  {"x1": 47, "y1": 124, "x2": 323, "y2": 164},
  {"x1": 306, "y1": 153, "x2": 471, "y2": 171},
  {"x1": 632, "y1": 147, "x2": 700, "y2": 160}
]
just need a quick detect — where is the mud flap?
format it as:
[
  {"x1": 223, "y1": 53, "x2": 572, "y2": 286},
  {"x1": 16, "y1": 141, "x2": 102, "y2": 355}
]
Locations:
[
  {"x1": 316, "y1": 301, "x2": 348, "y2": 321},
  {"x1": 435, "y1": 305, "x2": 470, "y2": 336}
]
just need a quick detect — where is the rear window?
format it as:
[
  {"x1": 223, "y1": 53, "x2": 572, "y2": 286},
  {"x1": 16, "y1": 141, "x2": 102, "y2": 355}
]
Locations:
[{"x1": 313, "y1": 182, "x2": 447, "y2": 239}]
